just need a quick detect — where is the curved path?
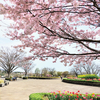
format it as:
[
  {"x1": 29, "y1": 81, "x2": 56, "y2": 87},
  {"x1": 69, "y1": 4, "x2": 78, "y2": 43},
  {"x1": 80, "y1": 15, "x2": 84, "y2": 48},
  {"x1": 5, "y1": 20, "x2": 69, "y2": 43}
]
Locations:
[{"x1": 0, "y1": 78, "x2": 100, "y2": 100}]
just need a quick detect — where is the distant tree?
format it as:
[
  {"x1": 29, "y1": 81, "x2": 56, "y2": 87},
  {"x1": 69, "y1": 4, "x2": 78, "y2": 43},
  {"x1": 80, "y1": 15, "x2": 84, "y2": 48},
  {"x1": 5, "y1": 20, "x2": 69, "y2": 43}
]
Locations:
[
  {"x1": 57, "y1": 71, "x2": 63, "y2": 77},
  {"x1": 71, "y1": 62, "x2": 100, "y2": 75},
  {"x1": 35, "y1": 68, "x2": 40, "y2": 77},
  {"x1": 0, "y1": 47, "x2": 25, "y2": 78},
  {"x1": 20, "y1": 60, "x2": 35, "y2": 77},
  {"x1": 48, "y1": 68, "x2": 56, "y2": 76},
  {"x1": 62, "y1": 71, "x2": 69, "y2": 77},
  {"x1": 70, "y1": 65, "x2": 83, "y2": 77},
  {"x1": 41, "y1": 67, "x2": 49, "y2": 77}
]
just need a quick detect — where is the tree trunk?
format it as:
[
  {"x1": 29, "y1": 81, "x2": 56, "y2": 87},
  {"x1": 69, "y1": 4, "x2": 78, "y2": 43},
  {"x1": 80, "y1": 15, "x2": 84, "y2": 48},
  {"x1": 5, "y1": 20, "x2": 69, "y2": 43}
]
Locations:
[
  {"x1": 25, "y1": 71, "x2": 27, "y2": 77},
  {"x1": 7, "y1": 72, "x2": 10, "y2": 78}
]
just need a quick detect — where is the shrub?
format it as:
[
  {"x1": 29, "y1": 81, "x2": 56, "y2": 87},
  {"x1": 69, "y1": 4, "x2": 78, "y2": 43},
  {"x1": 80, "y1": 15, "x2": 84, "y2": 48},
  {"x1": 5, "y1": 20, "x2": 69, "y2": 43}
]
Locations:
[
  {"x1": 23, "y1": 77, "x2": 28, "y2": 79},
  {"x1": 28, "y1": 76, "x2": 59, "y2": 79},
  {"x1": 78, "y1": 74, "x2": 99, "y2": 79},
  {"x1": 5, "y1": 77, "x2": 12, "y2": 81},
  {"x1": 19, "y1": 76, "x2": 22, "y2": 78},
  {"x1": 62, "y1": 78, "x2": 100, "y2": 86},
  {"x1": 29, "y1": 93, "x2": 50, "y2": 100}
]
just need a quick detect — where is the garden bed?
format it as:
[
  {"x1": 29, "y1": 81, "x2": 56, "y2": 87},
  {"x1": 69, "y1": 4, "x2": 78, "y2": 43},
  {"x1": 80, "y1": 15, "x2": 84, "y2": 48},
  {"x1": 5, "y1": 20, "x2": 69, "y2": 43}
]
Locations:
[
  {"x1": 29, "y1": 91, "x2": 100, "y2": 100},
  {"x1": 62, "y1": 78, "x2": 100, "y2": 87}
]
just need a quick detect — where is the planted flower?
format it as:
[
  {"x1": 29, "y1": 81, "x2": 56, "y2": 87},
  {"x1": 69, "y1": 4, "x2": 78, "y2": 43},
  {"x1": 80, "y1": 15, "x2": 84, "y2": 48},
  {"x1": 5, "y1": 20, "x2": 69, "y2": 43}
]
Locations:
[{"x1": 48, "y1": 90, "x2": 100, "y2": 100}]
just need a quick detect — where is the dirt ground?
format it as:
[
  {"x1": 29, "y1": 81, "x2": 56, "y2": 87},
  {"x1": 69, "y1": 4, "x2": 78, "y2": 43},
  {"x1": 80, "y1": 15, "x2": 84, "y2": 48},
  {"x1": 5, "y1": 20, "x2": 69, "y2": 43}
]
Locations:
[{"x1": 0, "y1": 78, "x2": 100, "y2": 100}]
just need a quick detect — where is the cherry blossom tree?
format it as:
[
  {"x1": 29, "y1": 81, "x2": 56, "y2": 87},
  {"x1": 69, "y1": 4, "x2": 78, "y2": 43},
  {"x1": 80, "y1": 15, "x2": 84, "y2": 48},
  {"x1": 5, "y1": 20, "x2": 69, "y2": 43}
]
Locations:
[
  {"x1": 19, "y1": 60, "x2": 35, "y2": 77},
  {"x1": 0, "y1": 0, "x2": 100, "y2": 66}
]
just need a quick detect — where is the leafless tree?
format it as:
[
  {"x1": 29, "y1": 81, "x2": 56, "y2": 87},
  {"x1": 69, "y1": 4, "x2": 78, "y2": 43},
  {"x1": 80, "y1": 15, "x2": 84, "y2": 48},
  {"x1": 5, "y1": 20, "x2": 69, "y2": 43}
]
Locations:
[
  {"x1": 71, "y1": 62, "x2": 100, "y2": 76},
  {"x1": 0, "y1": 47, "x2": 26, "y2": 78}
]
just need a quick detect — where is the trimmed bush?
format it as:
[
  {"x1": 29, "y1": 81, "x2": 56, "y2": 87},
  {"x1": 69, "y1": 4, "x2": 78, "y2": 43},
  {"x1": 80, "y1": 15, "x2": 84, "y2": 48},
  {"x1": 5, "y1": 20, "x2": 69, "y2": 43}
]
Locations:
[
  {"x1": 28, "y1": 76, "x2": 59, "y2": 79},
  {"x1": 23, "y1": 77, "x2": 28, "y2": 79},
  {"x1": 62, "y1": 78, "x2": 100, "y2": 86},
  {"x1": 78, "y1": 74, "x2": 99, "y2": 79},
  {"x1": 5, "y1": 77, "x2": 12, "y2": 81},
  {"x1": 29, "y1": 93, "x2": 50, "y2": 100},
  {"x1": 19, "y1": 76, "x2": 22, "y2": 78}
]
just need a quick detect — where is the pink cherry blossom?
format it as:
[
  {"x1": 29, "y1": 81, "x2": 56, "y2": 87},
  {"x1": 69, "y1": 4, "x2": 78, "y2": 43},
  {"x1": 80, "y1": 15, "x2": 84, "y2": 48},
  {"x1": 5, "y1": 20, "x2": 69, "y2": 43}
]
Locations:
[{"x1": 0, "y1": 0, "x2": 100, "y2": 66}]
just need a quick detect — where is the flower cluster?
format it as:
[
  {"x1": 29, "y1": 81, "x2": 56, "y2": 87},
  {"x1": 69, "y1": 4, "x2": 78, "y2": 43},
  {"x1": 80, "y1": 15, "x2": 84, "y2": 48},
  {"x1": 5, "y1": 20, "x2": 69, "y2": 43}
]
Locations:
[
  {"x1": 65, "y1": 77, "x2": 100, "y2": 82},
  {"x1": 48, "y1": 90, "x2": 100, "y2": 100}
]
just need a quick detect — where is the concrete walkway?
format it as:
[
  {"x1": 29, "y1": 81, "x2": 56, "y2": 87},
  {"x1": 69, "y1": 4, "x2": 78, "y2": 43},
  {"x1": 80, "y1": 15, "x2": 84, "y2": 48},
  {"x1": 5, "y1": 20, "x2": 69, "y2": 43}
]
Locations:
[{"x1": 0, "y1": 78, "x2": 100, "y2": 100}]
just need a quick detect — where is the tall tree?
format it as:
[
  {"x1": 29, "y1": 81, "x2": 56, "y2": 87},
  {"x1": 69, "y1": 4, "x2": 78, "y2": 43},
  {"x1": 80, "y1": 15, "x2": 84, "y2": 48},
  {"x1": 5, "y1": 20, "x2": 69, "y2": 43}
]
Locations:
[
  {"x1": 1, "y1": 0, "x2": 100, "y2": 65},
  {"x1": 0, "y1": 47, "x2": 25, "y2": 78}
]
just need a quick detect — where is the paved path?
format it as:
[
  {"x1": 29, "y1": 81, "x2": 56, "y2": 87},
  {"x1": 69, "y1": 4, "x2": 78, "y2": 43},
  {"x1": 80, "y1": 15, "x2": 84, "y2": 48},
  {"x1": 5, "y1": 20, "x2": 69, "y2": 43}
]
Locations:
[{"x1": 0, "y1": 78, "x2": 100, "y2": 100}]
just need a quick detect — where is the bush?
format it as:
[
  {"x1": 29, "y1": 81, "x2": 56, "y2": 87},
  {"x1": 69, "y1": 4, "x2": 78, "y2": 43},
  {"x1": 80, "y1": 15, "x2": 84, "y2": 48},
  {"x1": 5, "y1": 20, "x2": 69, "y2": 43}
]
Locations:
[
  {"x1": 78, "y1": 74, "x2": 99, "y2": 79},
  {"x1": 5, "y1": 77, "x2": 12, "y2": 81},
  {"x1": 29, "y1": 93, "x2": 50, "y2": 100},
  {"x1": 23, "y1": 77, "x2": 28, "y2": 79},
  {"x1": 28, "y1": 76, "x2": 59, "y2": 79},
  {"x1": 62, "y1": 78, "x2": 100, "y2": 86},
  {"x1": 19, "y1": 76, "x2": 22, "y2": 78}
]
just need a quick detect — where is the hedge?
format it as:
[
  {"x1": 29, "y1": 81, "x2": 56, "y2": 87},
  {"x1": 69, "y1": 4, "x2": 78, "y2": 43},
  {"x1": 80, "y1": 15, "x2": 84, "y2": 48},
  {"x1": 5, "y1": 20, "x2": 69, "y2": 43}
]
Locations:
[
  {"x1": 23, "y1": 77, "x2": 28, "y2": 79},
  {"x1": 28, "y1": 76, "x2": 59, "y2": 79},
  {"x1": 62, "y1": 78, "x2": 100, "y2": 86}
]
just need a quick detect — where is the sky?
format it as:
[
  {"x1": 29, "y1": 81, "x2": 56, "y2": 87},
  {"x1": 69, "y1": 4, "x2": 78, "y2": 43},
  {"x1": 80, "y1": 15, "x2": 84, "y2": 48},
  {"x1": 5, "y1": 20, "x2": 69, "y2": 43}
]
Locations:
[{"x1": 0, "y1": 0, "x2": 100, "y2": 74}]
